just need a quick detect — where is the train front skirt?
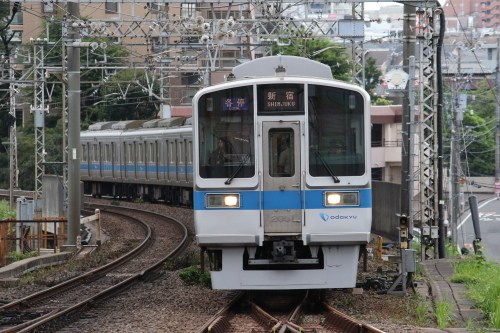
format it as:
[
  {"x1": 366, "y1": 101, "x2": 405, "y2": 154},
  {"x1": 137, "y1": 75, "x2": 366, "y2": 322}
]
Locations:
[{"x1": 209, "y1": 245, "x2": 359, "y2": 290}]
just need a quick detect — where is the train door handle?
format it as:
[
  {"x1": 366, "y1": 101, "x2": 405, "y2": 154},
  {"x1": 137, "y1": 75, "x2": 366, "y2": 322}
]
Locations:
[{"x1": 292, "y1": 183, "x2": 299, "y2": 187}]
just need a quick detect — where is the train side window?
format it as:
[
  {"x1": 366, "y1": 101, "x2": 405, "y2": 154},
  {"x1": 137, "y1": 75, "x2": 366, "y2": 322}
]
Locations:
[
  {"x1": 105, "y1": 144, "x2": 110, "y2": 163},
  {"x1": 155, "y1": 142, "x2": 159, "y2": 164},
  {"x1": 93, "y1": 144, "x2": 98, "y2": 162},
  {"x1": 187, "y1": 140, "x2": 193, "y2": 164},
  {"x1": 112, "y1": 142, "x2": 117, "y2": 162},
  {"x1": 138, "y1": 143, "x2": 143, "y2": 163},
  {"x1": 178, "y1": 141, "x2": 184, "y2": 164},
  {"x1": 170, "y1": 141, "x2": 175, "y2": 164},
  {"x1": 81, "y1": 144, "x2": 87, "y2": 162},
  {"x1": 149, "y1": 142, "x2": 155, "y2": 163},
  {"x1": 127, "y1": 144, "x2": 133, "y2": 164}
]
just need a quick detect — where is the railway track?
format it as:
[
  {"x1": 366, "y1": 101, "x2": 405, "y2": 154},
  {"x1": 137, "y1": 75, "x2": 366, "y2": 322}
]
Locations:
[
  {"x1": 0, "y1": 204, "x2": 189, "y2": 333},
  {"x1": 196, "y1": 290, "x2": 386, "y2": 333}
]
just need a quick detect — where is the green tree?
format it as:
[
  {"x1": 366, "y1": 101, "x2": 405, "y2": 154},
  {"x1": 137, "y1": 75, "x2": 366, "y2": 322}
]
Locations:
[
  {"x1": 272, "y1": 37, "x2": 350, "y2": 81},
  {"x1": 81, "y1": 69, "x2": 160, "y2": 128},
  {"x1": 372, "y1": 95, "x2": 392, "y2": 106},
  {"x1": 459, "y1": 80, "x2": 496, "y2": 176},
  {"x1": 0, "y1": 14, "x2": 134, "y2": 190},
  {"x1": 364, "y1": 57, "x2": 382, "y2": 96}
]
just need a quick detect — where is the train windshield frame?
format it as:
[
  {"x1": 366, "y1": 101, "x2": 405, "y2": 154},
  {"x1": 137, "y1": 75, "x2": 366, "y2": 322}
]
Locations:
[
  {"x1": 197, "y1": 85, "x2": 255, "y2": 179},
  {"x1": 307, "y1": 84, "x2": 366, "y2": 177}
]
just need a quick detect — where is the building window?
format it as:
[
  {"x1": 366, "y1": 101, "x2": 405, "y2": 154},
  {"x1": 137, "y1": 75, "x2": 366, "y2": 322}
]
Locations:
[
  {"x1": 43, "y1": 3, "x2": 54, "y2": 13},
  {"x1": 105, "y1": 2, "x2": 117, "y2": 14},
  {"x1": 181, "y1": 3, "x2": 196, "y2": 18},
  {"x1": 12, "y1": 11, "x2": 23, "y2": 24}
]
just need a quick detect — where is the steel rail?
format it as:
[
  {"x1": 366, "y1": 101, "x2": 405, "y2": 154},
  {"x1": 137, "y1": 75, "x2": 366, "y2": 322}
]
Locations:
[
  {"x1": 0, "y1": 210, "x2": 151, "y2": 312},
  {"x1": 1, "y1": 204, "x2": 189, "y2": 332},
  {"x1": 322, "y1": 302, "x2": 386, "y2": 333}
]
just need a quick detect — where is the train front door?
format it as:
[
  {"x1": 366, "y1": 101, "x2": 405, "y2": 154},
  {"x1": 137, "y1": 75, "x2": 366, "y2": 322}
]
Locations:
[{"x1": 262, "y1": 121, "x2": 302, "y2": 234}]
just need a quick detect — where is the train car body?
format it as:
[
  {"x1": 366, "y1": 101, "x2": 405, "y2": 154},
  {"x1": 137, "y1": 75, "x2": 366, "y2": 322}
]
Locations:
[
  {"x1": 193, "y1": 56, "x2": 372, "y2": 290},
  {"x1": 80, "y1": 119, "x2": 194, "y2": 205}
]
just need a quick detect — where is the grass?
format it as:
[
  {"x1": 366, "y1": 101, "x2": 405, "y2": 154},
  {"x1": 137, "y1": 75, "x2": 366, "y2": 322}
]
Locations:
[
  {"x1": 412, "y1": 295, "x2": 431, "y2": 326},
  {"x1": 451, "y1": 254, "x2": 500, "y2": 329},
  {"x1": 0, "y1": 200, "x2": 15, "y2": 219},
  {"x1": 435, "y1": 299, "x2": 455, "y2": 328}
]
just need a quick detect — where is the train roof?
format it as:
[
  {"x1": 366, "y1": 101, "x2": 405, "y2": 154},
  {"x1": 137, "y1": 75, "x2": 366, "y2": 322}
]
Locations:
[
  {"x1": 118, "y1": 126, "x2": 191, "y2": 137},
  {"x1": 88, "y1": 121, "x2": 119, "y2": 131},
  {"x1": 111, "y1": 120, "x2": 147, "y2": 130},
  {"x1": 231, "y1": 55, "x2": 333, "y2": 80},
  {"x1": 142, "y1": 119, "x2": 163, "y2": 128},
  {"x1": 158, "y1": 117, "x2": 186, "y2": 128}
]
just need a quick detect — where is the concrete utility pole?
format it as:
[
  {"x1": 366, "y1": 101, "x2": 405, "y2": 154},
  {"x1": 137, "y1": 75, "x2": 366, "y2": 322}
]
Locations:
[
  {"x1": 495, "y1": 37, "x2": 500, "y2": 180},
  {"x1": 401, "y1": 4, "x2": 416, "y2": 220},
  {"x1": 67, "y1": 2, "x2": 81, "y2": 247},
  {"x1": 451, "y1": 47, "x2": 462, "y2": 246},
  {"x1": 8, "y1": 50, "x2": 17, "y2": 210}
]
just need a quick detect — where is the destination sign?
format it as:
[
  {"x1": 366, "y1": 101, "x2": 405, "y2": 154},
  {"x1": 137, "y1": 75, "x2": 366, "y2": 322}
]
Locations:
[
  {"x1": 258, "y1": 84, "x2": 303, "y2": 113},
  {"x1": 222, "y1": 98, "x2": 248, "y2": 111}
]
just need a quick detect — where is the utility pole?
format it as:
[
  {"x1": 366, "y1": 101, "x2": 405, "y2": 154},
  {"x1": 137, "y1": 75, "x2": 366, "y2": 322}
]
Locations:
[
  {"x1": 451, "y1": 46, "x2": 462, "y2": 246},
  {"x1": 67, "y1": 2, "x2": 81, "y2": 247},
  {"x1": 495, "y1": 37, "x2": 500, "y2": 180},
  {"x1": 401, "y1": 4, "x2": 416, "y2": 224},
  {"x1": 8, "y1": 49, "x2": 18, "y2": 210}
]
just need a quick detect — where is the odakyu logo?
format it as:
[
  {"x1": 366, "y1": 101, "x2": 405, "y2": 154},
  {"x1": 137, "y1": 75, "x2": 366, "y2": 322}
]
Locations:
[{"x1": 319, "y1": 213, "x2": 358, "y2": 221}]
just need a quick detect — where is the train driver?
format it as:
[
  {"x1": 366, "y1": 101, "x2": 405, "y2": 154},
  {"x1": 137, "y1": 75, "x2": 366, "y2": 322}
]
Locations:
[
  {"x1": 278, "y1": 137, "x2": 292, "y2": 176},
  {"x1": 209, "y1": 139, "x2": 226, "y2": 165}
]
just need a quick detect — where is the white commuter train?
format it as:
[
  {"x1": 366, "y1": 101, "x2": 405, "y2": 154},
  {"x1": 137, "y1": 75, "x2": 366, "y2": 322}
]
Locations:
[
  {"x1": 193, "y1": 56, "x2": 372, "y2": 290},
  {"x1": 80, "y1": 117, "x2": 194, "y2": 205}
]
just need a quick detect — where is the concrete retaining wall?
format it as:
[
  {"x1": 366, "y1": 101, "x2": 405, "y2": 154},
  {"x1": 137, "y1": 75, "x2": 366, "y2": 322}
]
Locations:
[
  {"x1": 372, "y1": 181, "x2": 400, "y2": 241},
  {"x1": 0, "y1": 252, "x2": 72, "y2": 279}
]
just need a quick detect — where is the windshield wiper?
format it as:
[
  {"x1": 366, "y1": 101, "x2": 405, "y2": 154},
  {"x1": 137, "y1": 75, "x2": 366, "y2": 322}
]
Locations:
[
  {"x1": 315, "y1": 151, "x2": 340, "y2": 183},
  {"x1": 225, "y1": 154, "x2": 250, "y2": 185}
]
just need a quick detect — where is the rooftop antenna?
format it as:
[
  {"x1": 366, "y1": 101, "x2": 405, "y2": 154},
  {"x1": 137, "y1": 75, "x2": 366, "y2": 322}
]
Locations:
[{"x1": 275, "y1": 54, "x2": 286, "y2": 79}]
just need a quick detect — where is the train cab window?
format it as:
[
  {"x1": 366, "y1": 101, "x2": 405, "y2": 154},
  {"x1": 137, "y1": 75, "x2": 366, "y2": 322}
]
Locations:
[
  {"x1": 269, "y1": 129, "x2": 294, "y2": 177},
  {"x1": 197, "y1": 85, "x2": 255, "y2": 179},
  {"x1": 308, "y1": 84, "x2": 365, "y2": 177}
]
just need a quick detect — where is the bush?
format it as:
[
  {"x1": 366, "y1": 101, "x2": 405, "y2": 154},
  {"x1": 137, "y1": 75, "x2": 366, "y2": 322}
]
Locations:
[
  {"x1": 178, "y1": 267, "x2": 211, "y2": 288},
  {"x1": 8, "y1": 251, "x2": 37, "y2": 264},
  {"x1": 165, "y1": 251, "x2": 200, "y2": 271},
  {"x1": 0, "y1": 201, "x2": 15, "y2": 220}
]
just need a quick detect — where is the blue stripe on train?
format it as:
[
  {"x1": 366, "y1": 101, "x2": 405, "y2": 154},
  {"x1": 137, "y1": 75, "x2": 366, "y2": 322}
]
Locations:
[
  {"x1": 194, "y1": 189, "x2": 372, "y2": 210},
  {"x1": 81, "y1": 163, "x2": 193, "y2": 174}
]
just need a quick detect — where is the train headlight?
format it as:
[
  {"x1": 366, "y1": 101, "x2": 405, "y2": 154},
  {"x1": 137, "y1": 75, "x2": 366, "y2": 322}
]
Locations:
[
  {"x1": 324, "y1": 191, "x2": 360, "y2": 206},
  {"x1": 206, "y1": 193, "x2": 240, "y2": 208}
]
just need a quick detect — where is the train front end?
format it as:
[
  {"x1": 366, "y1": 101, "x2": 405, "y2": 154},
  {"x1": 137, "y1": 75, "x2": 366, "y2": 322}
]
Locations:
[{"x1": 193, "y1": 57, "x2": 371, "y2": 290}]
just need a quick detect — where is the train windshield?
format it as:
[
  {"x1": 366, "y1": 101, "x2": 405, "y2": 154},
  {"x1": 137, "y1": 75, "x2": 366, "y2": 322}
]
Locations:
[
  {"x1": 197, "y1": 85, "x2": 255, "y2": 179},
  {"x1": 308, "y1": 84, "x2": 365, "y2": 177}
]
